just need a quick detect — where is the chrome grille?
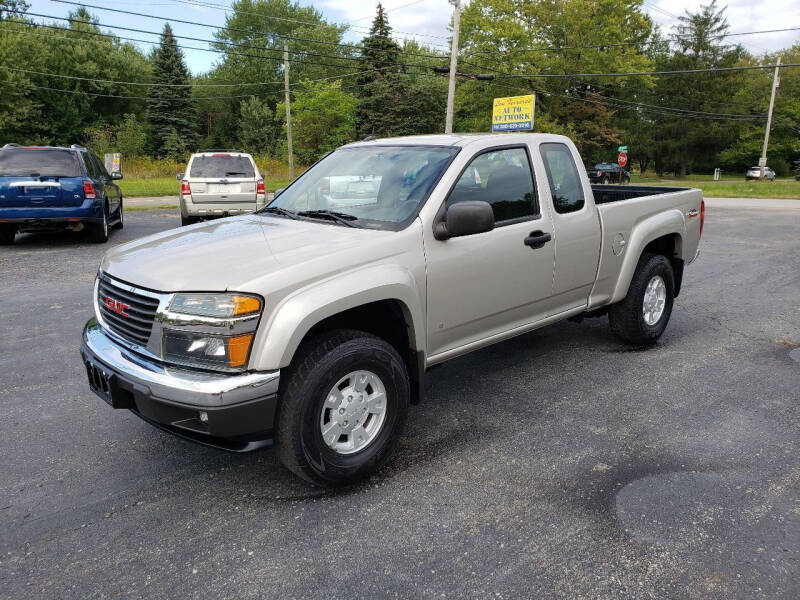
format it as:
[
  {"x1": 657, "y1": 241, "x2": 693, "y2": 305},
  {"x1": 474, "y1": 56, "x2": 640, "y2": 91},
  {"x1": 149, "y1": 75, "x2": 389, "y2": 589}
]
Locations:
[{"x1": 97, "y1": 276, "x2": 160, "y2": 346}]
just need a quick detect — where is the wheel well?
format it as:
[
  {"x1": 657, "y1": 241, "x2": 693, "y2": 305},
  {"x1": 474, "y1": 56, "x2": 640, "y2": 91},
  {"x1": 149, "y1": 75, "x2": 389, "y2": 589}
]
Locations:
[
  {"x1": 298, "y1": 300, "x2": 424, "y2": 404},
  {"x1": 642, "y1": 233, "x2": 684, "y2": 296}
]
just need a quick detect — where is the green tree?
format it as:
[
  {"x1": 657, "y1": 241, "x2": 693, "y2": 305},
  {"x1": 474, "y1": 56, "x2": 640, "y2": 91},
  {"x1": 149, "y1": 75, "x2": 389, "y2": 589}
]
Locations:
[
  {"x1": 0, "y1": 7, "x2": 151, "y2": 144},
  {"x1": 277, "y1": 80, "x2": 357, "y2": 164},
  {"x1": 356, "y1": 4, "x2": 407, "y2": 137},
  {"x1": 238, "y1": 97, "x2": 275, "y2": 154},
  {"x1": 0, "y1": 0, "x2": 28, "y2": 19},
  {"x1": 116, "y1": 113, "x2": 149, "y2": 156},
  {"x1": 206, "y1": 0, "x2": 351, "y2": 150},
  {"x1": 147, "y1": 23, "x2": 197, "y2": 155}
]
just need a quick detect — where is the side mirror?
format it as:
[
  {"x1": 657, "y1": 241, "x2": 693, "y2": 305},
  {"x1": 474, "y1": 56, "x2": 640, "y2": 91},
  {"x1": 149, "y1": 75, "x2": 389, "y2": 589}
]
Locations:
[
  {"x1": 110, "y1": 172, "x2": 123, "y2": 181},
  {"x1": 176, "y1": 173, "x2": 184, "y2": 180},
  {"x1": 273, "y1": 187, "x2": 285, "y2": 198},
  {"x1": 434, "y1": 201, "x2": 494, "y2": 240}
]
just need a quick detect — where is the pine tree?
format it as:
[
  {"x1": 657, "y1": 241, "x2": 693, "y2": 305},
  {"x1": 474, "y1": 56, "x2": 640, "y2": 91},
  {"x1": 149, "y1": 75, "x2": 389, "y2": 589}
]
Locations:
[
  {"x1": 356, "y1": 4, "x2": 406, "y2": 137},
  {"x1": 147, "y1": 23, "x2": 197, "y2": 155}
]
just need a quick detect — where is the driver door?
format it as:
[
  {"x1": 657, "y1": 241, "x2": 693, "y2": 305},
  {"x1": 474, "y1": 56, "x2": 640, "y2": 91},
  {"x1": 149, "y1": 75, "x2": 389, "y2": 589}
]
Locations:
[{"x1": 424, "y1": 146, "x2": 557, "y2": 360}]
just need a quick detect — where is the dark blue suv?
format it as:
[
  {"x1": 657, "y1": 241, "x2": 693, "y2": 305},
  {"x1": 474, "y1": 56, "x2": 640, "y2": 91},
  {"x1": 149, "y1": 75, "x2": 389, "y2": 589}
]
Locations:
[{"x1": 0, "y1": 144, "x2": 123, "y2": 245}]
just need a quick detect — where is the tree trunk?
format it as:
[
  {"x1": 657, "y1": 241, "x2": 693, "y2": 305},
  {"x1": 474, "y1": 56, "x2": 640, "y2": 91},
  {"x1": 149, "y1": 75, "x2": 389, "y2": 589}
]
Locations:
[{"x1": 679, "y1": 161, "x2": 687, "y2": 179}]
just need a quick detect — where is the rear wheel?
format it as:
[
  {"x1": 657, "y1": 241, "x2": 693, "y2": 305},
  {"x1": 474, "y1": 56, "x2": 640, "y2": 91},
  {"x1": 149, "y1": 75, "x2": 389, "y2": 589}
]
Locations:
[
  {"x1": 181, "y1": 215, "x2": 197, "y2": 226},
  {"x1": 609, "y1": 253, "x2": 675, "y2": 345},
  {"x1": 601, "y1": 176, "x2": 610, "y2": 184},
  {"x1": 89, "y1": 204, "x2": 109, "y2": 243},
  {"x1": 277, "y1": 329, "x2": 410, "y2": 486},
  {"x1": 0, "y1": 224, "x2": 16, "y2": 245}
]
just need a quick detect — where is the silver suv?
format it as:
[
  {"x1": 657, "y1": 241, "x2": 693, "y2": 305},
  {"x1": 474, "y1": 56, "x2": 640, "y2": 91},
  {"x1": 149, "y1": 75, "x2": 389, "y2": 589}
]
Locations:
[{"x1": 178, "y1": 151, "x2": 266, "y2": 225}]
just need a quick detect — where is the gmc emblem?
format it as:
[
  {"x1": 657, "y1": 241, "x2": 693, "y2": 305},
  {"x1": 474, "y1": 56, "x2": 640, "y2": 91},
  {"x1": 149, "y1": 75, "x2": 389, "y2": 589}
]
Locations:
[{"x1": 104, "y1": 296, "x2": 130, "y2": 317}]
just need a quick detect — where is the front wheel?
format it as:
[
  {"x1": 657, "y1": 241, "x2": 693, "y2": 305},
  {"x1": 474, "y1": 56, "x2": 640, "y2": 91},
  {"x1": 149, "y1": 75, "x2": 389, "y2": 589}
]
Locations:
[
  {"x1": 89, "y1": 204, "x2": 109, "y2": 243},
  {"x1": 601, "y1": 177, "x2": 610, "y2": 184},
  {"x1": 277, "y1": 329, "x2": 410, "y2": 486},
  {"x1": 113, "y1": 198, "x2": 124, "y2": 230},
  {"x1": 608, "y1": 253, "x2": 675, "y2": 345}
]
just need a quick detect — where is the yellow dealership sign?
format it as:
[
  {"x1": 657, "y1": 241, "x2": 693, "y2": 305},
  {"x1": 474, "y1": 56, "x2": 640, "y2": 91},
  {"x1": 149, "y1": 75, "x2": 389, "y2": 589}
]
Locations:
[{"x1": 492, "y1": 94, "x2": 535, "y2": 132}]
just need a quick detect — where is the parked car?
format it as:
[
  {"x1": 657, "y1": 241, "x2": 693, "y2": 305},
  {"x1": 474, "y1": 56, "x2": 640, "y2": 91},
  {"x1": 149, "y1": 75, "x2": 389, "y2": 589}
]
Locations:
[
  {"x1": 0, "y1": 144, "x2": 123, "y2": 245},
  {"x1": 178, "y1": 151, "x2": 266, "y2": 226},
  {"x1": 745, "y1": 166, "x2": 776, "y2": 181},
  {"x1": 81, "y1": 133, "x2": 703, "y2": 486},
  {"x1": 587, "y1": 162, "x2": 630, "y2": 184}
]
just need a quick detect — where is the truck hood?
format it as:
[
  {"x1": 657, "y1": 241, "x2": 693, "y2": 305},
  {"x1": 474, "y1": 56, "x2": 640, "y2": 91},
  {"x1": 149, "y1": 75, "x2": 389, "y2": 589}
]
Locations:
[{"x1": 100, "y1": 214, "x2": 393, "y2": 292}]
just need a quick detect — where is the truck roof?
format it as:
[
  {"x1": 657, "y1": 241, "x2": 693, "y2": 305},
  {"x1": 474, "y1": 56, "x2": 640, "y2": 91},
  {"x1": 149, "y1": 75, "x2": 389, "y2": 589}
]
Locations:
[{"x1": 344, "y1": 133, "x2": 569, "y2": 149}]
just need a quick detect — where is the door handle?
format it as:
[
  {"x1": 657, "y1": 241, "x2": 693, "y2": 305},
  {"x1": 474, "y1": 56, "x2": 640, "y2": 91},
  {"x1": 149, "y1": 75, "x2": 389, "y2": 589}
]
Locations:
[{"x1": 524, "y1": 230, "x2": 552, "y2": 249}]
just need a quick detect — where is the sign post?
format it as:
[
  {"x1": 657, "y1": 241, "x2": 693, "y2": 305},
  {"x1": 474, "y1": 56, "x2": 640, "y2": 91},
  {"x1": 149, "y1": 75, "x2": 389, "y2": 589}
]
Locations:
[
  {"x1": 492, "y1": 95, "x2": 535, "y2": 132},
  {"x1": 617, "y1": 152, "x2": 628, "y2": 184}
]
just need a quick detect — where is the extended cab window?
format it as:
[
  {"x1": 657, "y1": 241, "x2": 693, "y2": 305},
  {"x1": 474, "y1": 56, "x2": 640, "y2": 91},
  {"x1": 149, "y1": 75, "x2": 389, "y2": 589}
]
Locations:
[
  {"x1": 446, "y1": 147, "x2": 537, "y2": 223},
  {"x1": 540, "y1": 143, "x2": 585, "y2": 214}
]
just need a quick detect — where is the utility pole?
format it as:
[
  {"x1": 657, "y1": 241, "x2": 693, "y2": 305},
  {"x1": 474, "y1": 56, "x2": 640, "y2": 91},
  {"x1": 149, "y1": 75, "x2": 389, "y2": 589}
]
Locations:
[
  {"x1": 760, "y1": 56, "x2": 781, "y2": 181},
  {"x1": 444, "y1": 0, "x2": 461, "y2": 134},
  {"x1": 283, "y1": 43, "x2": 295, "y2": 180}
]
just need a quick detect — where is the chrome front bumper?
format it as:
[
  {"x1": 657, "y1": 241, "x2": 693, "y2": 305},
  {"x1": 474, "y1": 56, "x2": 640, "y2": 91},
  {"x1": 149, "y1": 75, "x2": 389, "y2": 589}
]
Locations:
[{"x1": 80, "y1": 318, "x2": 280, "y2": 451}]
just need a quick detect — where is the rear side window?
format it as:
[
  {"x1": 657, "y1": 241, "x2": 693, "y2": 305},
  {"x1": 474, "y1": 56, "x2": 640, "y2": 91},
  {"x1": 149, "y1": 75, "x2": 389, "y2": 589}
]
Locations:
[
  {"x1": 189, "y1": 155, "x2": 255, "y2": 178},
  {"x1": 82, "y1": 151, "x2": 99, "y2": 178},
  {"x1": 446, "y1": 147, "x2": 538, "y2": 223},
  {"x1": 540, "y1": 143, "x2": 585, "y2": 214},
  {"x1": 0, "y1": 148, "x2": 82, "y2": 177}
]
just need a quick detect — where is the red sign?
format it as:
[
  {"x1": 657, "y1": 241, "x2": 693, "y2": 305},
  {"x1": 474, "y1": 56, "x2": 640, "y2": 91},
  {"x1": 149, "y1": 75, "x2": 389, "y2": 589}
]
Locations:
[{"x1": 617, "y1": 152, "x2": 628, "y2": 167}]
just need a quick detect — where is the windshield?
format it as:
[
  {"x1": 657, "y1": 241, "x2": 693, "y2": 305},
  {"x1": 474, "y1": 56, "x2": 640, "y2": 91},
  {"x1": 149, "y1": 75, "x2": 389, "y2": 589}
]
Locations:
[
  {"x1": 189, "y1": 155, "x2": 255, "y2": 178},
  {"x1": 0, "y1": 148, "x2": 82, "y2": 177},
  {"x1": 265, "y1": 145, "x2": 459, "y2": 230}
]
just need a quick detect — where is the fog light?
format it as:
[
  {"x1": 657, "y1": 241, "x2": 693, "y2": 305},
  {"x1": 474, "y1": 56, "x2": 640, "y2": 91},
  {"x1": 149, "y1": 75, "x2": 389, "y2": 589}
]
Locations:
[{"x1": 199, "y1": 411, "x2": 208, "y2": 423}]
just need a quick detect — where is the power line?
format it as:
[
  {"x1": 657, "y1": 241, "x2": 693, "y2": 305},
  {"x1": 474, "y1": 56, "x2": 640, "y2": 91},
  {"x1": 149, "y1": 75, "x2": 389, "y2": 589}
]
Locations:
[
  {"x1": 10, "y1": 66, "x2": 395, "y2": 100},
  {"x1": 462, "y1": 26, "x2": 800, "y2": 59},
  {"x1": 495, "y1": 63, "x2": 800, "y2": 79},
  {"x1": 168, "y1": 0, "x2": 453, "y2": 45},
  {"x1": 47, "y1": 0, "x2": 449, "y2": 61}
]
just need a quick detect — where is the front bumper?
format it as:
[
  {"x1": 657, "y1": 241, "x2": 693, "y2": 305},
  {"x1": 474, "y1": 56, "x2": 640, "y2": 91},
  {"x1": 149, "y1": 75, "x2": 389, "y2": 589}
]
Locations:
[{"x1": 80, "y1": 318, "x2": 280, "y2": 452}]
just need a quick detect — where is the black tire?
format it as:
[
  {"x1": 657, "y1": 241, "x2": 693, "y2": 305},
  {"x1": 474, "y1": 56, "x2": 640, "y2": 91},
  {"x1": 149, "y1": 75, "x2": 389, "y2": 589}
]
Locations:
[
  {"x1": 601, "y1": 177, "x2": 610, "y2": 184},
  {"x1": 277, "y1": 329, "x2": 410, "y2": 486},
  {"x1": 181, "y1": 215, "x2": 196, "y2": 226},
  {"x1": 608, "y1": 253, "x2": 675, "y2": 345},
  {"x1": 89, "y1": 204, "x2": 109, "y2": 243},
  {"x1": 113, "y1": 198, "x2": 124, "y2": 230},
  {"x1": 0, "y1": 224, "x2": 16, "y2": 245}
]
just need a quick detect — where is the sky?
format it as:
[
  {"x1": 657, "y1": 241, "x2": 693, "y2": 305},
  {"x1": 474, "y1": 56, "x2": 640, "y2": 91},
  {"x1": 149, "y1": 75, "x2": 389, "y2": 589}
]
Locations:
[{"x1": 25, "y1": 0, "x2": 800, "y2": 75}]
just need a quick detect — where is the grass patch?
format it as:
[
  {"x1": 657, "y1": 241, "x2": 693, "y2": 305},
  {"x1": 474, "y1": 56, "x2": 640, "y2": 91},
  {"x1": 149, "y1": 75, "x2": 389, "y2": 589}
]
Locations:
[
  {"x1": 630, "y1": 174, "x2": 800, "y2": 199},
  {"x1": 119, "y1": 176, "x2": 293, "y2": 198}
]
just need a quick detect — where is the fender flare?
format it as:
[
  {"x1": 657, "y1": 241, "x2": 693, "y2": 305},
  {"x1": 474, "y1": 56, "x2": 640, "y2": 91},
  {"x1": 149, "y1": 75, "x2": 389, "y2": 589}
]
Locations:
[
  {"x1": 610, "y1": 209, "x2": 686, "y2": 304},
  {"x1": 249, "y1": 263, "x2": 425, "y2": 371}
]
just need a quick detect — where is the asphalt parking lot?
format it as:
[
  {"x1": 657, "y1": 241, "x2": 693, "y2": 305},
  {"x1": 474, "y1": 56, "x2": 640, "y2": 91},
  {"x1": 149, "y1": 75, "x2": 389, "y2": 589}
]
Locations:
[{"x1": 1, "y1": 203, "x2": 798, "y2": 599}]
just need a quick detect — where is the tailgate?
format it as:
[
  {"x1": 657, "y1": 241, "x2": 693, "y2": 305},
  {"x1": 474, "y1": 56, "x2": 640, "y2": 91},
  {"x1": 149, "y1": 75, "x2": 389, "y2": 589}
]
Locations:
[
  {"x1": 190, "y1": 178, "x2": 257, "y2": 204},
  {"x1": 0, "y1": 176, "x2": 84, "y2": 208}
]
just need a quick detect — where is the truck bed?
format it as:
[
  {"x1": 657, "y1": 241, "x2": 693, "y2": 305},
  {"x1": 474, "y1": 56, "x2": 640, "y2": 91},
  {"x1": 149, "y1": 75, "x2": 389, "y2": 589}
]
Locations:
[{"x1": 591, "y1": 185, "x2": 689, "y2": 205}]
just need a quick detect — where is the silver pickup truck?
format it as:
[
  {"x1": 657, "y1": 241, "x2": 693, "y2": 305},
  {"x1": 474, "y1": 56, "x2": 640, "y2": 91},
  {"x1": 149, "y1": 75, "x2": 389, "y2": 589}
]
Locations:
[{"x1": 81, "y1": 133, "x2": 703, "y2": 485}]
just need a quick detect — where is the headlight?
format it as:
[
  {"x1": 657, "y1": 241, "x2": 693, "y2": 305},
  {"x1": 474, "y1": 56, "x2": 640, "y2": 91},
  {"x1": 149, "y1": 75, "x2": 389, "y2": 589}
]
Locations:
[
  {"x1": 162, "y1": 293, "x2": 263, "y2": 372},
  {"x1": 169, "y1": 293, "x2": 261, "y2": 318}
]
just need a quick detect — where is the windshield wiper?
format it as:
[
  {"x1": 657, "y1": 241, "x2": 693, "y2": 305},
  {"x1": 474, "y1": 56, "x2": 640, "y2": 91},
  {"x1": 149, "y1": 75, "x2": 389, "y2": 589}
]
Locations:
[
  {"x1": 224, "y1": 171, "x2": 248, "y2": 176},
  {"x1": 261, "y1": 206, "x2": 299, "y2": 220},
  {"x1": 297, "y1": 210, "x2": 358, "y2": 227}
]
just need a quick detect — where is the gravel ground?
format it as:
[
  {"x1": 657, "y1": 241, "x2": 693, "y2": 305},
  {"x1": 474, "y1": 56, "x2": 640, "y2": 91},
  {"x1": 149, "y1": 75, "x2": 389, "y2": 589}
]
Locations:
[{"x1": 1, "y1": 204, "x2": 798, "y2": 599}]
